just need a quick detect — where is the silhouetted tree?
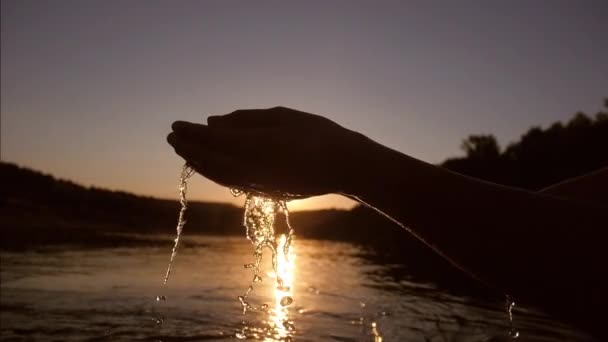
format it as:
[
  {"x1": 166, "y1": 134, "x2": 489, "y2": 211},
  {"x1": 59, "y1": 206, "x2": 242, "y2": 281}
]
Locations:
[
  {"x1": 460, "y1": 135, "x2": 501, "y2": 159},
  {"x1": 443, "y1": 98, "x2": 608, "y2": 190}
]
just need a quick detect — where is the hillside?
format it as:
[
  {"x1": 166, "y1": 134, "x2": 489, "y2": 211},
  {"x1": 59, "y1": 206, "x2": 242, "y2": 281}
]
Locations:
[{"x1": 0, "y1": 162, "x2": 349, "y2": 249}]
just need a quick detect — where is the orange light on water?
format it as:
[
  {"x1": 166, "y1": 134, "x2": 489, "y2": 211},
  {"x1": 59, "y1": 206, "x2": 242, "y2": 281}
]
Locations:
[{"x1": 266, "y1": 234, "x2": 296, "y2": 340}]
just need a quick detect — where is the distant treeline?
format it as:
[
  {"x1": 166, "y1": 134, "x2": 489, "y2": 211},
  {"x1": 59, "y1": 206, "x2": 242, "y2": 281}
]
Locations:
[
  {"x1": 0, "y1": 162, "x2": 347, "y2": 248},
  {"x1": 442, "y1": 99, "x2": 608, "y2": 190}
]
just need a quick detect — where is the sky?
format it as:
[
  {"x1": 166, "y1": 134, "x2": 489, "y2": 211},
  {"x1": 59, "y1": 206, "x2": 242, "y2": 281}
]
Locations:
[{"x1": 2, "y1": 0, "x2": 607, "y2": 211}]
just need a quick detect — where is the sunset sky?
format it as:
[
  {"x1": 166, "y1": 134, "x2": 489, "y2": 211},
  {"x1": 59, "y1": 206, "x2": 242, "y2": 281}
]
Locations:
[{"x1": 2, "y1": 0, "x2": 607, "y2": 211}]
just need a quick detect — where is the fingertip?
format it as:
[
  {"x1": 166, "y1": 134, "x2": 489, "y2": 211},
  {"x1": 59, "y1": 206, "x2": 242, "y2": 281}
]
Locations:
[
  {"x1": 171, "y1": 120, "x2": 192, "y2": 132},
  {"x1": 167, "y1": 132, "x2": 177, "y2": 146},
  {"x1": 171, "y1": 121, "x2": 210, "y2": 143}
]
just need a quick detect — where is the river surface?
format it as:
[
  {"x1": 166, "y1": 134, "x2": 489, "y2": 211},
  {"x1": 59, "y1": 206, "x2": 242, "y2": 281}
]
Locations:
[{"x1": 0, "y1": 235, "x2": 595, "y2": 341}]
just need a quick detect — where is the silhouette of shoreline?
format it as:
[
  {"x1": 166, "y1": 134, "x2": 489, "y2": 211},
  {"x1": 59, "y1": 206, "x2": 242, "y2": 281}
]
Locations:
[{"x1": 0, "y1": 161, "x2": 350, "y2": 249}]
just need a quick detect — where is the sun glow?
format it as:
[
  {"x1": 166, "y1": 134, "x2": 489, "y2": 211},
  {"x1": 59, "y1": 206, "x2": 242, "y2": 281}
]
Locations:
[{"x1": 286, "y1": 194, "x2": 357, "y2": 211}]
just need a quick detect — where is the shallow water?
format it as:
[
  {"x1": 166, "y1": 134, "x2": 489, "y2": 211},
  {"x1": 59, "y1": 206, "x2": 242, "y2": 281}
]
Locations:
[{"x1": 0, "y1": 236, "x2": 595, "y2": 341}]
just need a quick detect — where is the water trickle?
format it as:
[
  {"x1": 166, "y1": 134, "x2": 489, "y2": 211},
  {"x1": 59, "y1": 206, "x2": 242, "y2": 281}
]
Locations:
[
  {"x1": 164, "y1": 164, "x2": 196, "y2": 284},
  {"x1": 506, "y1": 294, "x2": 519, "y2": 339}
]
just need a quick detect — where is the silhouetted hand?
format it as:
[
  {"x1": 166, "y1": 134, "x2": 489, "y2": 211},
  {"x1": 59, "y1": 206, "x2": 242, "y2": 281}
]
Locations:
[
  {"x1": 167, "y1": 106, "x2": 374, "y2": 198},
  {"x1": 167, "y1": 107, "x2": 608, "y2": 338}
]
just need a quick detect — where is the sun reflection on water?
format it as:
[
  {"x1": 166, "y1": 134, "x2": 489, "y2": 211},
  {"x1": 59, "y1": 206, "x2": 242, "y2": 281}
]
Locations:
[{"x1": 268, "y1": 234, "x2": 296, "y2": 341}]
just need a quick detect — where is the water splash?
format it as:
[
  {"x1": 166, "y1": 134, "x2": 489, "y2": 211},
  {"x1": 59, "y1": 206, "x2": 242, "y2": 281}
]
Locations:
[
  {"x1": 231, "y1": 189, "x2": 296, "y2": 340},
  {"x1": 164, "y1": 164, "x2": 196, "y2": 284},
  {"x1": 232, "y1": 190, "x2": 295, "y2": 312},
  {"x1": 506, "y1": 294, "x2": 519, "y2": 339}
]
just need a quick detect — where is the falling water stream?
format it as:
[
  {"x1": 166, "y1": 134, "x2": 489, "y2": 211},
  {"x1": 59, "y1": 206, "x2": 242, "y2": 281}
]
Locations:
[
  {"x1": 230, "y1": 189, "x2": 296, "y2": 340},
  {"x1": 506, "y1": 295, "x2": 520, "y2": 339},
  {"x1": 163, "y1": 164, "x2": 195, "y2": 285}
]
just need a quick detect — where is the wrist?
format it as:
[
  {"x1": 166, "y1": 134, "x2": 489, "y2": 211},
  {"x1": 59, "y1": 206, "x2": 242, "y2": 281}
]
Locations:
[{"x1": 336, "y1": 132, "x2": 401, "y2": 197}]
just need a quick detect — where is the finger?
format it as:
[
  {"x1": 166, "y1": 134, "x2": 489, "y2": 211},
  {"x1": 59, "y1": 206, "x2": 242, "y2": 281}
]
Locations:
[
  {"x1": 207, "y1": 108, "x2": 287, "y2": 128},
  {"x1": 168, "y1": 134, "x2": 251, "y2": 188},
  {"x1": 168, "y1": 133, "x2": 299, "y2": 195},
  {"x1": 168, "y1": 133, "x2": 284, "y2": 192},
  {"x1": 171, "y1": 121, "x2": 233, "y2": 147},
  {"x1": 167, "y1": 131, "x2": 178, "y2": 147},
  {"x1": 171, "y1": 123, "x2": 281, "y2": 157},
  {"x1": 171, "y1": 121, "x2": 209, "y2": 142}
]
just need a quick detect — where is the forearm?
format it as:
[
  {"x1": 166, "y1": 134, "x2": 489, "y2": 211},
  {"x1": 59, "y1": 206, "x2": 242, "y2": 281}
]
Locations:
[{"x1": 341, "y1": 139, "x2": 607, "y2": 307}]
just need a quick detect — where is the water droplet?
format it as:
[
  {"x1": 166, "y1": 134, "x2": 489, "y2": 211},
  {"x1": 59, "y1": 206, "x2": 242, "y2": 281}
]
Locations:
[
  {"x1": 276, "y1": 284, "x2": 290, "y2": 292},
  {"x1": 235, "y1": 332, "x2": 246, "y2": 339},
  {"x1": 244, "y1": 263, "x2": 255, "y2": 269},
  {"x1": 155, "y1": 318, "x2": 163, "y2": 325},
  {"x1": 280, "y1": 296, "x2": 293, "y2": 307},
  {"x1": 231, "y1": 188, "x2": 244, "y2": 197},
  {"x1": 260, "y1": 304, "x2": 269, "y2": 310},
  {"x1": 253, "y1": 275, "x2": 262, "y2": 283},
  {"x1": 306, "y1": 286, "x2": 319, "y2": 294},
  {"x1": 155, "y1": 295, "x2": 166, "y2": 302},
  {"x1": 283, "y1": 320, "x2": 295, "y2": 331}
]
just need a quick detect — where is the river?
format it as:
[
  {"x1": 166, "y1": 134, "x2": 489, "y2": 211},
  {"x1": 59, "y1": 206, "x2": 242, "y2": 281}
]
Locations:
[{"x1": 0, "y1": 235, "x2": 595, "y2": 341}]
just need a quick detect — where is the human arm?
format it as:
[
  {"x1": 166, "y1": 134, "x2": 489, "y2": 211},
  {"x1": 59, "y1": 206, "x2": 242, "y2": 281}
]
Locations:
[
  {"x1": 167, "y1": 107, "x2": 608, "y2": 334},
  {"x1": 344, "y1": 143, "x2": 607, "y2": 336}
]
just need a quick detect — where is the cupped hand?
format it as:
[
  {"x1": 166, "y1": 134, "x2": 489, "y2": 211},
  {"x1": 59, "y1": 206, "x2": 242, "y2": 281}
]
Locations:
[{"x1": 167, "y1": 106, "x2": 373, "y2": 198}]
